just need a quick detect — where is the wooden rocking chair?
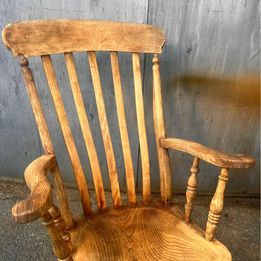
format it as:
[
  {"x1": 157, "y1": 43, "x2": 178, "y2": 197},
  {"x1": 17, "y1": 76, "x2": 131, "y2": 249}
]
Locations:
[{"x1": 2, "y1": 20, "x2": 255, "y2": 261}]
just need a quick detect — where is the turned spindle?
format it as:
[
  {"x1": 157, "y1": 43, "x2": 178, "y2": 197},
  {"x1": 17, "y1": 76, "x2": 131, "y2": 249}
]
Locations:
[
  {"x1": 185, "y1": 157, "x2": 200, "y2": 222},
  {"x1": 42, "y1": 212, "x2": 72, "y2": 260},
  {"x1": 49, "y1": 205, "x2": 73, "y2": 252},
  {"x1": 205, "y1": 168, "x2": 229, "y2": 241}
]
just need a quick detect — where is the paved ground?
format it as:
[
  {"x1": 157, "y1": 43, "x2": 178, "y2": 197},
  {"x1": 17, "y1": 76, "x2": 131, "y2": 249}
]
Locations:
[{"x1": 0, "y1": 180, "x2": 259, "y2": 261}]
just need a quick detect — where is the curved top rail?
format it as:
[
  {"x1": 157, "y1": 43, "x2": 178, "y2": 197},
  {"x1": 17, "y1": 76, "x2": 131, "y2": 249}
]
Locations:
[{"x1": 2, "y1": 19, "x2": 165, "y2": 57}]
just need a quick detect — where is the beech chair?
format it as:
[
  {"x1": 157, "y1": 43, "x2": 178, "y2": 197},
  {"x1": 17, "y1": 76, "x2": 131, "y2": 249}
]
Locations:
[{"x1": 2, "y1": 20, "x2": 255, "y2": 261}]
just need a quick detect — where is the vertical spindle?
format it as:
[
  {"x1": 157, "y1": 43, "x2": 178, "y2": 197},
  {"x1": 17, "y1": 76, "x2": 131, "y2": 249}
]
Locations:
[
  {"x1": 42, "y1": 212, "x2": 72, "y2": 260},
  {"x1": 205, "y1": 168, "x2": 229, "y2": 241},
  {"x1": 185, "y1": 157, "x2": 200, "y2": 222}
]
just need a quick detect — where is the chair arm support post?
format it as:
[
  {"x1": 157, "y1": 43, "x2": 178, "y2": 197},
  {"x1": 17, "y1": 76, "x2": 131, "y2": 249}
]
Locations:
[
  {"x1": 49, "y1": 205, "x2": 73, "y2": 252},
  {"x1": 42, "y1": 212, "x2": 73, "y2": 261},
  {"x1": 185, "y1": 157, "x2": 200, "y2": 223},
  {"x1": 205, "y1": 168, "x2": 229, "y2": 241}
]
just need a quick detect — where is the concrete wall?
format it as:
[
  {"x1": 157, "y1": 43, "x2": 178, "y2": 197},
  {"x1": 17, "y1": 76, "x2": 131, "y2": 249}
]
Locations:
[{"x1": 0, "y1": 0, "x2": 259, "y2": 194}]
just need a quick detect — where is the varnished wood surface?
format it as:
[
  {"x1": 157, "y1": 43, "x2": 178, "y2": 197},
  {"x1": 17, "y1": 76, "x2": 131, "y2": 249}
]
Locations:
[
  {"x1": 64, "y1": 52, "x2": 106, "y2": 210},
  {"x1": 2, "y1": 18, "x2": 256, "y2": 261},
  {"x1": 185, "y1": 157, "x2": 200, "y2": 223},
  {"x1": 88, "y1": 51, "x2": 121, "y2": 208},
  {"x1": 42, "y1": 55, "x2": 91, "y2": 215},
  {"x1": 110, "y1": 51, "x2": 136, "y2": 204},
  {"x1": 2, "y1": 19, "x2": 165, "y2": 57},
  {"x1": 42, "y1": 212, "x2": 73, "y2": 260},
  {"x1": 71, "y1": 205, "x2": 231, "y2": 261},
  {"x1": 152, "y1": 54, "x2": 172, "y2": 205},
  {"x1": 206, "y1": 168, "x2": 229, "y2": 241},
  {"x1": 18, "y1": 57, "x2": 74, "y2": 228},
  {"x1": 132, "y1": 53, "x2": 151, "y2": 204},
  {"x1": 160, "y1": 138, "x2": 255, "y2": 169},
  {"x1": 12, "y1": 154, "x2": 55, "y2": 223}
]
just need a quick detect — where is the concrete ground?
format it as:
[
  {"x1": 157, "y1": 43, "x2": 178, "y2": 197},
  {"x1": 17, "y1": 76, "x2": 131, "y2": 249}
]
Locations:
[{"x1": 0, "y1": 180, "x2": 259, "y2": 261}]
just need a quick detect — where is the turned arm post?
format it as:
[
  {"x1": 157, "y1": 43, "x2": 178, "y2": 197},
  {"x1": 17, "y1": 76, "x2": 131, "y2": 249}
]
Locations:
[
  {"x1": 185, "y1": 157, "x2": 200, "y2": 222},
  {"x1": 42, "y1": 212, "x2": 73, "y2": 261},
  {"x1": 205, "y1": 168, "x2": 229, "y2": 241},
  {"x1": 49, "y1": 205, "x2": 73, "y2": 252}
]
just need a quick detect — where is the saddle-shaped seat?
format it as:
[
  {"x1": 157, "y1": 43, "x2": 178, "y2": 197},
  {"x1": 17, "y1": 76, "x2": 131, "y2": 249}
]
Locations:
[{"x1": 71, "y1": 205, "x2": 231, "y2": 261}]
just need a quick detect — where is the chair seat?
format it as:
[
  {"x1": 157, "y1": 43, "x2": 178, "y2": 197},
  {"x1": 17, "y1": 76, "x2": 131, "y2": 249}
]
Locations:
[{"x1": 71, "y1": 205, "x2": 231, "y2": 261}]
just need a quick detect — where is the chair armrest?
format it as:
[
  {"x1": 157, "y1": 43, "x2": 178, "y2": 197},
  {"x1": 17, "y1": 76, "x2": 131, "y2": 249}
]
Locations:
[
  {"x1": 160, "y1": 138, "x2": 255, "y2": 169},
  {"x1": 12, "y1": 154, "x2": 56, "y2": 223}
]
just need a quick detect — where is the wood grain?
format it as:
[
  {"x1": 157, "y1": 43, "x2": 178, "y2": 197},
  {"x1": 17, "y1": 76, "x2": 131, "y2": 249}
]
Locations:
[
  {"x1": 206, "y1": 168, "x2": 229, "y2": 241},
  {"x1": 88, "y1": 51, "x2": 121, "y2": 208},
  {"x1": 3, "y1": 18, "x2": 256, "y2": 261},
  {"x1": 110, "y1": 51, "x2": 136, "y2": 205},
  {"x1": 64, "y1": 52, "x2": 106, "y2": 210},
  {"x1": 42, "y1": 212, "x2": 73, "y2": 260},
  {"x1": 71, "y1": 205, "x2": 231, "y2": 261},
  {"x1": 51, "y1": 164, "x2": 74, "y2": 229},
  {"x1": 12, "y1": 154, "x2": 55, "y2": 223},
  {"x1": 160, "y1": 138, "x2": 255, "y2": 168},
  {"x1": 49, "y1": 205, "x2": 73, "y2": 252},
  {"x1": 42, "y1": 55, "x2": 91, "y2": 215},
  {"x1": 2, "y1": 19, "x2": 165, "y2": 57},
  {"x1": 19, "y1": 56, "x2": 73, "y2": 228},
  {"x1": 152, "y1": 54, "x2": 172, "y2": 205},
  {"x1": 132, "y1": 53, "x2": 150, "y2": 204},
  {"x1": 185, "y1": 157, "x2": 200, "y2": 223}
]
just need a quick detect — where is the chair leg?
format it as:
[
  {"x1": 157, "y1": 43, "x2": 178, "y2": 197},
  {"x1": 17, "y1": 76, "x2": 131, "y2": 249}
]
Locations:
[
  {"x1": 185, "y1": 157, "x2": 200, "y2": 223},
  {"x1": 205, "y1": 168, "x2": 229, "y2": 241},
  {"x1": 42, "y1": 212, "x2": 73, "y2": 260}
]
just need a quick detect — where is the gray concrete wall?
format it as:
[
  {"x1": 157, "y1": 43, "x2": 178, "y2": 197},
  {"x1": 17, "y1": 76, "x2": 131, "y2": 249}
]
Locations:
[{"x1": 0, "y1": 0, "x2": 259, "y2": 194}]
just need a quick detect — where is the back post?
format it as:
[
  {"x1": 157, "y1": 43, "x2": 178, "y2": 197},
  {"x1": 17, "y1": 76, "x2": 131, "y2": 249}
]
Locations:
[
  {"x1": 18, "y1": 56, "x2": 73, "y2": 229},
  {"x1": 152, "y1": 54, "x2": 172, "y2": 206}
]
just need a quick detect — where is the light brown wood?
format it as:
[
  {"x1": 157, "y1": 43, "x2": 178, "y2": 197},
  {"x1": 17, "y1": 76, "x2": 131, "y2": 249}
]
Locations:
[
  {"x1": 185, "y1": 157, "x2": 200, "y2": 223},
  {"x1": 152, "y1": 54, "x2": 172, "y2": 205},
  {"x1": 49, "y1": 205, "x2": 73, "y2": 252},
  {"x1": 19, "y1": 56, "x2": 53, "y2": 154},
  {"x1": 64, "y1": 52, "x2": 106, "y2": 210},
  {"x1": 88, "y1": 51, "x2": 121, "y2": 208},
  {"x1": 2, "y1": 19, "x2": 165, "y2": 57},
  {"x1": 42, "y1": 212, "x2": 72, "y2": 261},
  {"x1": 41, "y1": 55, "x2": 91, "y2": 215},
  {"x1": 71, "y1": 205, "x2": 231, "y2": 261},
  {"x1": 132, "y1": 53, "x2": 150, "y2": 204},
  {"x1": 12, "y1": 154, "x2": 55, "y2": 223},
  {"x1": 110, "y1": 51, "x2": 136, "y2": 205},
  {"x1": 205, "y1": 168, "x2": 229, "y2": 241},
  {"x1": 19, "y1": 56, "x2": 73, "y2": 228},
  {"x1": 160, "y1": 138, "x2": 255, "y2": 168},
  {"x1": 3, "y1": 19, "x2": 256, "y2": 261},
  {"x1": 51, "y1": 164, "x2": 74, "y2": 229}
]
